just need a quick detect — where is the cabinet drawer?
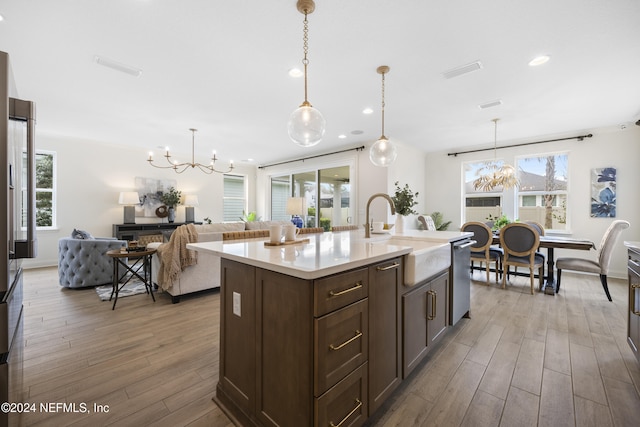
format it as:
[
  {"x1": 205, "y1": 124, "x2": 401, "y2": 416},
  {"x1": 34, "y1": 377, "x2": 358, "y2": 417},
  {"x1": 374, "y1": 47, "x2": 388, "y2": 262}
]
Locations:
[
  {"x1": 315, "y1": 362, "x2": 368, "y2": 427},
  {"x1": 315, "y1": 299, "x2": 368, "y2": 396},
  {"x1": 315, "y1": 268, "x2": 368, "y2": 316}
]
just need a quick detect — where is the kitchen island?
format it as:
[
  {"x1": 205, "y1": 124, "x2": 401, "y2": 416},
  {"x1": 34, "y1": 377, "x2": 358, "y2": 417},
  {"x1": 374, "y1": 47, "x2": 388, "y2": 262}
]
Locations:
[{"x1": 188, "y1": 230, "x2": 470, "y2": 427}]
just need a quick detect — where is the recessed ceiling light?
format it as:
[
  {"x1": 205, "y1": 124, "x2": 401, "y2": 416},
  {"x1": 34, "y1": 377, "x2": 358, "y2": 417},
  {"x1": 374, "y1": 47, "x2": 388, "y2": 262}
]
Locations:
[
  {"x1": 362, "y1": 108, "x2": 374, "y2": 114},
  {"x1": 529, "y1": 55, "x2": 550, "y2": 66},
  {"x1": 338, "y1": 134, "x2": 347, "y2": 139},
  {"x1": 288, "y1": 68, "x2": 303, "y2": 78},
  {"x1": 94, "y1": 55, "x2": 142, "y2": 77},
  {"x1": 242, "y1": 158, "x2": 255, "y2": 162}
]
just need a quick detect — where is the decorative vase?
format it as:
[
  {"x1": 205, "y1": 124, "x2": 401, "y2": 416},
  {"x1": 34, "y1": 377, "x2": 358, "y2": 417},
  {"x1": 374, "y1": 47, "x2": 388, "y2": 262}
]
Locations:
[
  {"x1": 168, "y1": 206, "x2": 176, "y2": 223},
  {"x1": 395, "y1": 214, "x2": 405, "y2": 234}
]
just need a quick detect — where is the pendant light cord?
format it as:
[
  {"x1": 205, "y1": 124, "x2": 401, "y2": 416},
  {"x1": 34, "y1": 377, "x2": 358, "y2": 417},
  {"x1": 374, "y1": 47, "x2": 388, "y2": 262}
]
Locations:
[
  {"x1": 380, "y1": 71, "x2": 386, "y2": 137},
  {"x1": 302, "y1": 11, "x2": 310, "y2": 105}
]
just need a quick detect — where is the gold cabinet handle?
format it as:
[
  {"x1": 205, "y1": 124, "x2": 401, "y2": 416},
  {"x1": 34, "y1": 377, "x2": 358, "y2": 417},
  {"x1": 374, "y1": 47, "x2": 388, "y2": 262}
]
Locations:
[
  {"x1": 328, "y1": 282, "x2": 363, "y2": 297},
  {"x1": 329, "y1": 330, "x2": 363, "y2": 351},
  {"x1": 632, "y1": 284, "x2": 640, "y2": 316},
  {"x1": 427, "y1": 290, "x2": 436, "y2": 320},
  {"x1": 376, "y1": 262, "x2": 400, "y2": 271},
  {"x1": 329, "y1": 398, "x2": 362, "y2": 427}
]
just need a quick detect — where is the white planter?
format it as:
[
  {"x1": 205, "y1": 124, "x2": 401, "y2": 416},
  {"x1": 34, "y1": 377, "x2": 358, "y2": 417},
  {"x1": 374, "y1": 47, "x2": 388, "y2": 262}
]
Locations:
[{"x1": 395, "y1": 214, "x2": 405, "y2": 234}]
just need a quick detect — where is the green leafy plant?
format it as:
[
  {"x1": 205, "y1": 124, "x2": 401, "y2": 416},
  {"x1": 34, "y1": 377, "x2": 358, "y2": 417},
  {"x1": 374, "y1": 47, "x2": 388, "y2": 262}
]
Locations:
[
  {"x1": 430, "y1": 212, "x2": 451, "y2": 231},
  {"x1": 391, "y1": 181, "x2": 419, "y2": 216},
  {"x1": 203, "y1": 217, "x2": 213, "y2": 224},
  {"x1": 486, "y1": 213, "x2": 512, "y2": 230},
  {"x1": 239, "y1": 211, "x2": 261, "y2": 222},
  {"x1": 160, "y1": 187, "x2": 182, "y2": 207}
]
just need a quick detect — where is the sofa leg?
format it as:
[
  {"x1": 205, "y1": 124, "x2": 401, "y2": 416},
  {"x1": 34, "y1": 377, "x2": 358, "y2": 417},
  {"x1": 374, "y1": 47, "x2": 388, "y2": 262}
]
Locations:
[{"x1": 171, "y1": 295, "x2": 181, "y2": 304}]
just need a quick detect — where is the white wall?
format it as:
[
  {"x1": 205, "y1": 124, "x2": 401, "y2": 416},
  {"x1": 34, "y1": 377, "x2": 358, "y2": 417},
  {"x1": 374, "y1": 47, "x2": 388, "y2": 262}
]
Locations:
[
  {"x1": 25, "y1": 133, "x2": 257, "y2": 269},
  {"x1": 423, "y1": 125, "x2": 640, "y2": 278}
]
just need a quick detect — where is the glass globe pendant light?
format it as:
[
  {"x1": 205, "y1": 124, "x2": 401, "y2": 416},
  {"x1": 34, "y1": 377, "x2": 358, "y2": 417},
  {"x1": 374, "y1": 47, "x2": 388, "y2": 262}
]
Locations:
[
  {"x1": 288, "y1": 0, "x2": 325, "y2": 147},
  {"x1": 370, "y1": 65, "x2": 397, "y2": 167}
]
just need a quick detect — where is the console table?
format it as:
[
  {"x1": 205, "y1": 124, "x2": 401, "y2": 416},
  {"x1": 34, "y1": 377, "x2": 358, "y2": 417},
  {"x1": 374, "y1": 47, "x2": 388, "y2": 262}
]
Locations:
[{"x1": 112, "y1": 222, "x2": 200, "y2": 241}]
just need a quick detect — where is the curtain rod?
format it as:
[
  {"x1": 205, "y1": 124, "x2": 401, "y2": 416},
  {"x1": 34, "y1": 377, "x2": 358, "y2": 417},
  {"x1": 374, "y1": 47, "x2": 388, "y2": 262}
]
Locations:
[
  {"x1": 258, "y1": 145, "x2": 366, "y2": 169},
  {"x1": 446, "y1": 133, "x2": 593, "y2": 157}
]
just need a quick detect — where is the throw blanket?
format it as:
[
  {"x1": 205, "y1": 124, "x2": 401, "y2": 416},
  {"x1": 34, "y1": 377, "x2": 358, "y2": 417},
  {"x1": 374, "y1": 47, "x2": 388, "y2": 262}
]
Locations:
[{"x1": 156, "y1": 224, "x2": 198, "y2": 290}]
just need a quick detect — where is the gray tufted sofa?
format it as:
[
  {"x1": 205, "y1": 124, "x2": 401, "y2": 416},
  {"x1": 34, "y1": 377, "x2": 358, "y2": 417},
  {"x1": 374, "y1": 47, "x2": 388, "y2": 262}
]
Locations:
[{"x1": 58, "y1": 237, "x2": 128, "y2": 288}]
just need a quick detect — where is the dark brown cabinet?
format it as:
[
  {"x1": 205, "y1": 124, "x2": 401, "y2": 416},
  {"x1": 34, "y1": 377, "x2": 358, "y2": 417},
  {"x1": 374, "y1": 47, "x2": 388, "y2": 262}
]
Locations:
[
  {"x1": 367, "y1": 257, "x2": 402, "y2": 416},
  {"x1": 402, "y1": 270, "x2": 449, "y2": 377},
  {"x1": 628, "y1": 246, "x2": 640, "y2": 363},
  {"x1": 216, "y1": 255, "x2": 450, "y2": 426},
  {"x1": 218, "y1": 259, "x2": 373, "y2": 427}
]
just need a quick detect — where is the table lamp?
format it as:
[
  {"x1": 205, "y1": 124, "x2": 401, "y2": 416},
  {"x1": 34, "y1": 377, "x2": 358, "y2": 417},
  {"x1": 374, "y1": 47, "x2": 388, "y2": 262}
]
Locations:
[
  {"x1": 184, "y1": 194, "x2": 199, "y2": 223},
  {"x1": 118, "y1": 191, "x2": 140, "y2": 224},
  {"x1": 286, "y1": 197, "x2": 306, "y2": 228}
]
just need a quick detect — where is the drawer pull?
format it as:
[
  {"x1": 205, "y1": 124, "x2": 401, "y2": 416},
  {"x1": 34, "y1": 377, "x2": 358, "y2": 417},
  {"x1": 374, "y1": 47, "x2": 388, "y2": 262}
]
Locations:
[
  {"x1": 376, "y1": 262, "x2": 400, "y2": 271},
  {"x1": 633, "y1": 284, "x2": 640, "y2": 316},
  {"x1": 329, "y1": 330, "x2": 363, "y2": 351},
  {"x1": 329, "y1": 398, "x2": 362, "y2": 427},
  {"x1": 427, "y1": 290, "x2": 436, "y2": 320},
  {"x1": 328, "y1": 282, "x2": 362, "y2": 297}
]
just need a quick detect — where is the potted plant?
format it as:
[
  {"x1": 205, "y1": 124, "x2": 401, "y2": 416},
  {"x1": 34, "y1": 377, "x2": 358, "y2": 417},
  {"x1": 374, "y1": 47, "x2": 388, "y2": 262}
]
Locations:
[
  {"x1": 160, "y1": 187, "x2": 182, "y2": 223},
  {"x1": 391, "y1": 181, "x2": 419, "y2": 233}
]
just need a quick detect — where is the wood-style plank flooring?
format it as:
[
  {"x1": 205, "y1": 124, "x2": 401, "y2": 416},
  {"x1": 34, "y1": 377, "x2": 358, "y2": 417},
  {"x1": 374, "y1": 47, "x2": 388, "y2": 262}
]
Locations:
[{"x1": 20, "y1": 267, "x2": 640, "y2": 426}]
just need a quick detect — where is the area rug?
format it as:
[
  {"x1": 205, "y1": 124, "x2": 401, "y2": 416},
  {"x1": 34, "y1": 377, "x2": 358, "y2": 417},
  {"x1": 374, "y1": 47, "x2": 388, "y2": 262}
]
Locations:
[{"x1": 95, "y1": 279, "x2": 152, "y2": 301}]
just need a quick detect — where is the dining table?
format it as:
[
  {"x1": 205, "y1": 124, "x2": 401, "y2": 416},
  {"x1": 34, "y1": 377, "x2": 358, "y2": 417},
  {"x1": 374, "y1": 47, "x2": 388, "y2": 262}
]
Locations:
[{"x1": 491, "y1": 234, "x2": 595, "y2": 294}]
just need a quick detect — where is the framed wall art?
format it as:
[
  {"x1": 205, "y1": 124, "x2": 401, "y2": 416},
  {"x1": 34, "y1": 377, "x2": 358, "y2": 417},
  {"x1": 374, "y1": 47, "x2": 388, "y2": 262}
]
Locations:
[
  {"x1": 590, "y1": 167, "x2": 616, "y2": 218},
  {"x1": 134, "y1": 176, "x2": 177, "y2": 217}
]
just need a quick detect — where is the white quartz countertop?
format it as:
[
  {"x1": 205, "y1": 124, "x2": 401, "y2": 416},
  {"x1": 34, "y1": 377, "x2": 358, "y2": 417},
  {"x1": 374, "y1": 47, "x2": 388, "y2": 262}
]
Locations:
[
  {"x1": 624, "y1": 241, "x2": 640, "y2": 251},
  {"x1": 187, "y1": 230, "x2": 451, "y2": 280},
  {"x1": 385, "y1": 229, "x2": 474, "y2": 242}
]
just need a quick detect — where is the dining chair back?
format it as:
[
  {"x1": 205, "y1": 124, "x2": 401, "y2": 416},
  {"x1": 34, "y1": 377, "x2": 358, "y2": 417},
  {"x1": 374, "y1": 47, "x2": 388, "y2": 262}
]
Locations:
[
  {"x1": 500, "y1": 222, "x2": 545, "y2": 294},
  {"x1": 556, "y1": 219, "x2": 630, "y2": 301},
  {"x1": 461, "y1": 221, "x2": 502, "y2": 283},
  {"x1": 524, "y1": 221, "x2": 545, "y2": 236}
]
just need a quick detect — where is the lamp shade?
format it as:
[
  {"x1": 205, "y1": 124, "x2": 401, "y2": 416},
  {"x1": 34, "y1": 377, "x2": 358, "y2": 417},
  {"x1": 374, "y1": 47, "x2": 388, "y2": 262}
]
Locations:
[
  {"x1": 286, "y1": 197, "x2": 306, "y2": 216},
  {"x1": 118, "y1": 192, "x2": 139, "y2": 205},
  {"x1": 184, "y1": 194, "x2": 199, "y2": 206}
]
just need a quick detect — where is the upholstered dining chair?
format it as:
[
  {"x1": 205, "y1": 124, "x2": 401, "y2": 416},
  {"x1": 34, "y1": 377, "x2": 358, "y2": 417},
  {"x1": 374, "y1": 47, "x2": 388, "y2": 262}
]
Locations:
[
  {"x1": 556, "y1": 219, "x2": 630, "y2": 301},
  {"x1": 461, "y1": 221, "x2": 502, "y2": 283},
  {"x1": 500, "y1": 223, "x2": 545, "y2": 294}
]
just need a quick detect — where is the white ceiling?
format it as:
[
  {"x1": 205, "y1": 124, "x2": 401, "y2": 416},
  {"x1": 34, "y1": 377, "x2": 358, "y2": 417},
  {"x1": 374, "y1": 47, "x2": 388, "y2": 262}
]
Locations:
[{"x1": 2, "y1": 0, "x2": 639, "y2": 166}]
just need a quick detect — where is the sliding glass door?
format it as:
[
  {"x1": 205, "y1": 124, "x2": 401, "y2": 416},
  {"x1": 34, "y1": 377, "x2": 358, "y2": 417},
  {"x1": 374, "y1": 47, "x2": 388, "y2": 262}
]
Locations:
[{"x1": 271, "y1": 165, "x2": 352, "y2": 230}]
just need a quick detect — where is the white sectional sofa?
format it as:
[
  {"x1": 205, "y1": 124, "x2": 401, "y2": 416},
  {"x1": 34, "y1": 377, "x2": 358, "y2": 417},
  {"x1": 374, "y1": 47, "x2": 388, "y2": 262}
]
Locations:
[{"x1": 148, "y1": 221, "x2": 290, "y2": 303}]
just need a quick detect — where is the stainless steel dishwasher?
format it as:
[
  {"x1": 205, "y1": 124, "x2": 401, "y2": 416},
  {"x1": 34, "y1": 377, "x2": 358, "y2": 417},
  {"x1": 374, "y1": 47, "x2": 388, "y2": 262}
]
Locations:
[{"x1": 450, "y1": 237, "x2": 475, "y2": 325}]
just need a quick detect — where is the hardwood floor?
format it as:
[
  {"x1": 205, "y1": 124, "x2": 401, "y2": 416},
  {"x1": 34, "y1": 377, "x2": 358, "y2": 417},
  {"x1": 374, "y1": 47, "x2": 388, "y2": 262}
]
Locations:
[{"x1": 20, "y1": 267, "x2": 640, "y2": 426}]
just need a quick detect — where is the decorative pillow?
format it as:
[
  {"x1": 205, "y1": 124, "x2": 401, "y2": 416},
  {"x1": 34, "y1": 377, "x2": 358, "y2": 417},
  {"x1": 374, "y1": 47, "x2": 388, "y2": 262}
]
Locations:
[{"x1": 71, "y1": 229, "x2": 94, "y2": 239}]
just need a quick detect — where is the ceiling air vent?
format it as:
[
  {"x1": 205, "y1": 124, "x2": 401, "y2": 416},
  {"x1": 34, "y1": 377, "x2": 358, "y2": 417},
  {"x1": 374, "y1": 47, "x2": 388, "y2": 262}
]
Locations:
[
  {"x1": 442, "y1": 61, "x2": 483, "y2": 79},
  {"x1": 478, "y1": 99, "x2": 503, "y2": 109}
]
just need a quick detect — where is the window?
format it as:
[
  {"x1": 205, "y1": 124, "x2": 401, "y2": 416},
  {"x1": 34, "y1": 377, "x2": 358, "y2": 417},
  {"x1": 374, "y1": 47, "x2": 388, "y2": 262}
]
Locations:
[
  {"x1": 270, "y1": 175, "x2": 291, "y2": 221},
  {"x1": 463, "y1": 161, "x2": 503, "y2": 223},
  {"x1": 516, "y1": 153, "x2": 569, "y2": 231},
  {"x1": 223, "y1": 174, "x2": 246, "y2": 222},
  {"x1": 27, "y1": 150, "x2": 56, "y2": 228}
]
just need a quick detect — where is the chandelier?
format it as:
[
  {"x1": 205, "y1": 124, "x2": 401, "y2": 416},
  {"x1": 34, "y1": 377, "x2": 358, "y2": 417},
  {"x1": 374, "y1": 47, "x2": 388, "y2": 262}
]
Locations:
[
  {"x1": 287, "y1": 0, "x2": 326, "y2": 147},
  {"x1": 369, "y1": 65, "x2": 397, "y2": 167},
  {"x1": 473, "y1": 119, "x2": 519, "y2": 191},
  {"x1": 147, "y1": 128, "x2": 234, "y2": 174}
]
